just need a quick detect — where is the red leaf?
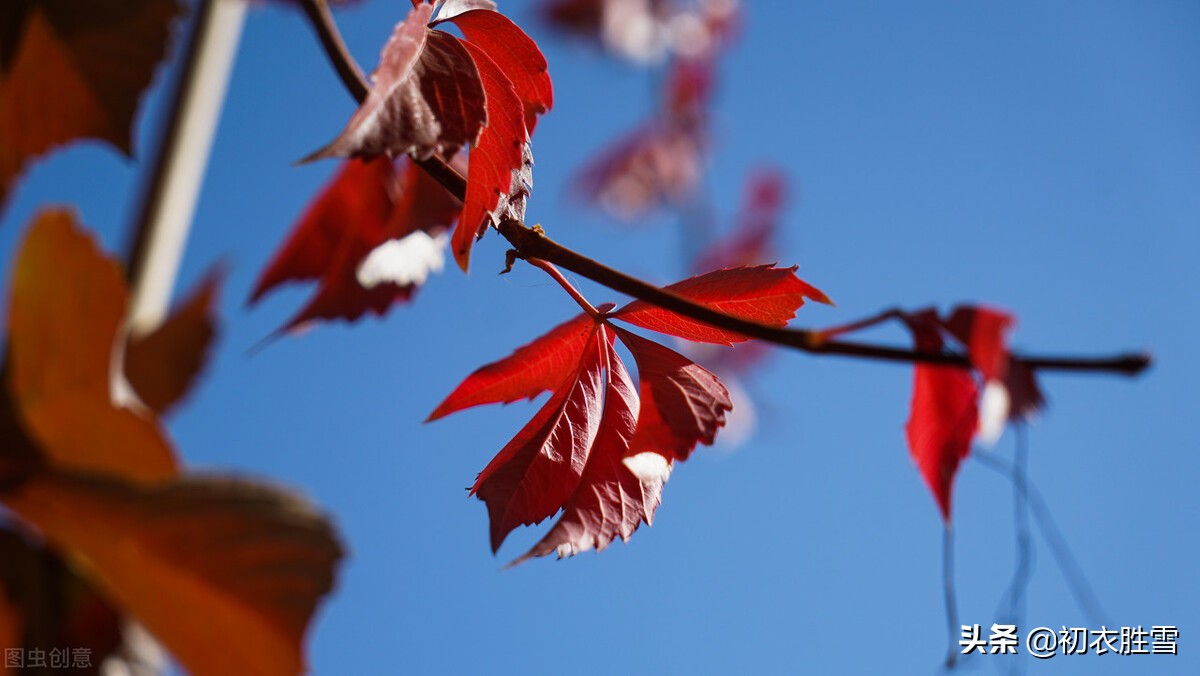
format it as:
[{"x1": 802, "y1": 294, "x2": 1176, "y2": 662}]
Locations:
[
  {"x1": 435, "y1": 296, "x2": 741, "y2": 558},
  {"x1": 250, "y1": 157, "x2": 461, "y2": 332},
  {"x1": 942, "y1": 305, "x2": 1019, "y2": 443},
  {"x1": 664, "y1": 57, "x2": 714, "y2": 126},
  {"x1": 427, "y1": 313, "x2": 596, "y2": 421},
  {"x1": 251, "y1": 157, "x2": 395, "y2": 302},
  {"x1": 942, "y1": 305, "x2": 1014, "y2": 382},
  {"x1": 539, "y1": 0, "x2": 672, "y2": 63},
  {"x1": 511, "y1": 337, "x2": 665, "y2": 564},
  {"x1": 451, "y1": 39, "x2": 526, "y2": 271},
  {"x1": 902, "y1": 309, "x2": 978, "y2": 522},
  {"x1": 615, "y1": 327, "x2": 731, "y2": 462},
  {"x1": 573, "y1": 122, "x2": 704, "y2": 220},
  {"x1": 614, "y1": 265, "x2": 831, "y2": 345},
  {"x1": 471, "y1": 325, "x2": 607, "y2": 552},
  {"x1": 438, "y1": 8, "x2": 554, "y2": 133},
  {"x1": 1005, "y1": 357, "x2": 1045, "y2": 422},
  {"x1": 390, "y1": 150, "x2": 467, "y2": 237},
  {"x1": 305, "y1": 3, "x2": 485, "y2": 162}
]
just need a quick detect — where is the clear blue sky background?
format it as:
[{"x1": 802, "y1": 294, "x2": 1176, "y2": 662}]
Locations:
[{"x1": 3, "y1": 1, "x2": 1198, "y2": 674}]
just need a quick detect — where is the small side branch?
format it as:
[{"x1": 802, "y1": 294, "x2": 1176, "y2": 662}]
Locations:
[
  {"x1": 298, "y1": 0, "x2": 369, "y2": 102},
  {"x1": 526, "y1": 258, "x2": 602, "y2": 319}
]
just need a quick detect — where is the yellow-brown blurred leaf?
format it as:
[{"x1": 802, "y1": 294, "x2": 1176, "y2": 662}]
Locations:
[
  {"x1": 5, "y1": 470, "x2": 343, "y2": 676},
  {"x1": 125, "y1": 269, "x2": 223, "y2": 416},
  {"x1": 0, "y1": 0, "x2": 182, "y2": 209},
  {"x1": 8, "y1": 209, "x2": 177, "y2": 481}
]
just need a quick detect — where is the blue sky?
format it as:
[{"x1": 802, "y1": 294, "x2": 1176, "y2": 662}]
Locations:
[{"x1": 3, "y1": 1, "x2": 1198, "y2": 673}]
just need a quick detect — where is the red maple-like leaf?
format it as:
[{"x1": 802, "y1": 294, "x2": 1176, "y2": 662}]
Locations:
[
  {"x1": 902, "y1": 309, "x2": 978, "y2": 522},
  {"x1": 470, "y1": 324, "x2": 608, "y2": 553},
  {"x1": 305, "y1": 3, "x2": 485, "y2": 162},
  {"x1": 298, "y1": 4, "x2": 552, "y2": 273},
  {"x1": 249, "y1": 156, "x2": 461, "y2": 332},
  {"x1": 616, "y1": 327, "x2": 731, "y2": 462},
  {"x1": 614, "y1": 265, "x2": 831, "y2": 345},
  {"x1": 449, "y1": 41, "x2": 524, "y2": 271},
  {"x1": 429, "y1": 7, "x2": 553, "y2": 270},
  {"x1": 510, "y1": 337, "x2": 662, "y2": 564},
  {"x1": 438, "y1": 8, "x2": 554, "y2": 133},
  {"x1": 251, "y1": 158, "x2": 393, "y2": 302},
  {"x1": 427, "y1": 312, "x2": 598, "y2": 421},
  {"x1": 432, "y1": 265, "x2": 816, "y2": 560}
]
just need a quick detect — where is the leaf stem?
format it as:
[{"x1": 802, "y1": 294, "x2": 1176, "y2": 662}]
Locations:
[
  {"x1": 297, "y1": 0, "x2": 1151, "y2": 378},
  {"x1": 526, "y1": 258, "x2": 602, "y2": 319}
]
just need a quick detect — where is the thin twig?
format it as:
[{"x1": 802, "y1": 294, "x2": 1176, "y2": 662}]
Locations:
[
  {"x1": 296, "y1": 0, "x2": 1152, "y2": 377},
  {"x1": 999, "y1": 425, "x2": 1033, "y2": 627},
  {"x1": 526, "y1": 258, "x2": 602, "y2": 318},
  {"x1": 943, "y1": 526, "x2": 960, "y2": 670},
  {"x1": 974, "y1": 451, "x2": 1108, "y2": 626},
  {"x1": 994, "y1": 425, "x2": 1033, "y2": 676},
  {"x1": 298, "y1": 0, "x2": 369, "y2": 102},
  {"x1": 811, "y1": 308, "x2": 905, "y2": 344}
]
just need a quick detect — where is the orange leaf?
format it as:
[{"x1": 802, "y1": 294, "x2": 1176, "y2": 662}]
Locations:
[
  {"x1": 7, "y1": 209, "x2": 177, "y2": 482},
  {"x1": 125, "y1": 268, "x2": 223, "y2": 416},
  {"x1": 4, "y1": 470, "x2": 344, "y2": 676},
  {"x1": 0, "y1": 0, "x2": 183, "y2": 209}
]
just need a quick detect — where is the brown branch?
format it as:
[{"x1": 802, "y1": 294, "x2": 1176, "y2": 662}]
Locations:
[
  {"x1": 297, "y1": 0, "x2": 1151, "y2": 378},
  {"x1": 298, "y1": 0, "x2": 369, "y2": 103}
]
